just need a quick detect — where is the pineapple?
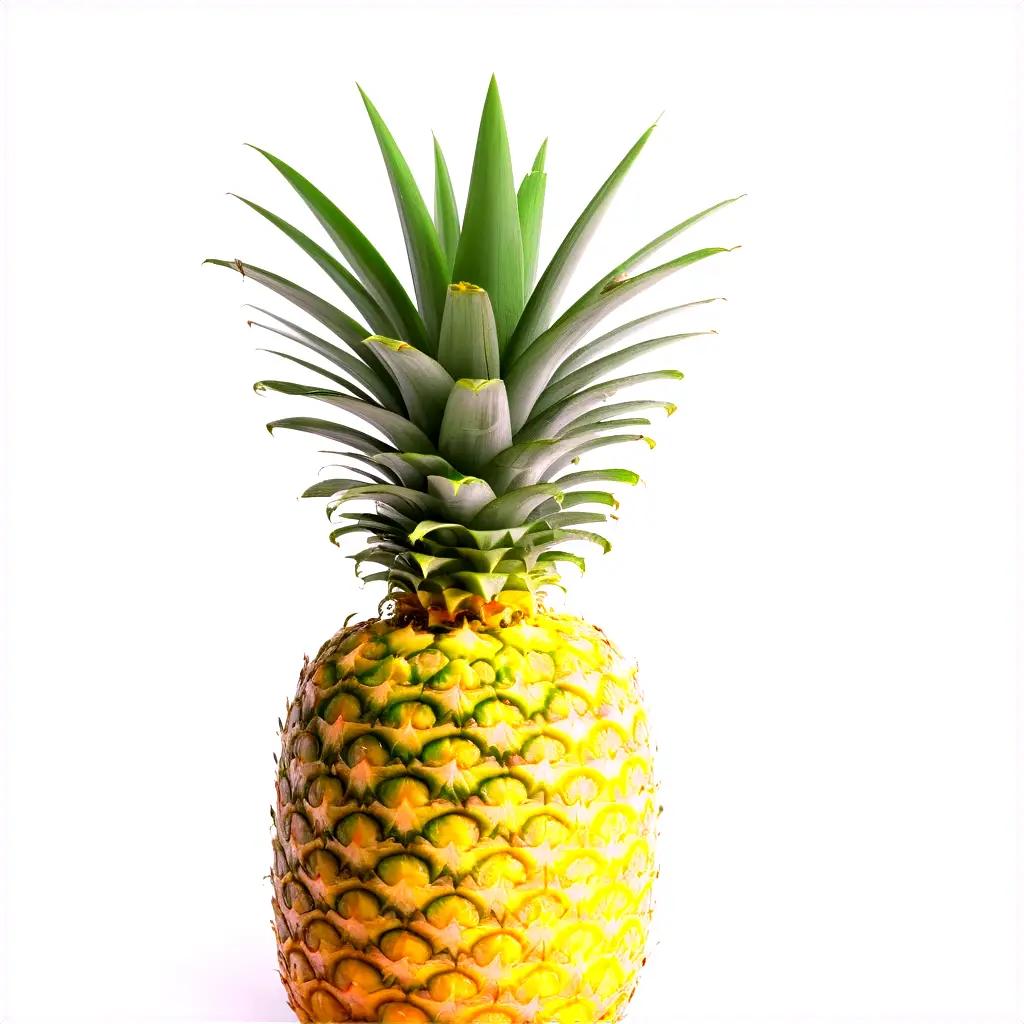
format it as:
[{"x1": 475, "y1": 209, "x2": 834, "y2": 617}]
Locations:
[{"x1": 210, "y1": 77, "x2": 737, "y2": 1024}]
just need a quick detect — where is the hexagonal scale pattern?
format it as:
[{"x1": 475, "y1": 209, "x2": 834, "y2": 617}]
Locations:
[{"x1": 272, "y1": 609, "x2": 655, "y2": 1024}]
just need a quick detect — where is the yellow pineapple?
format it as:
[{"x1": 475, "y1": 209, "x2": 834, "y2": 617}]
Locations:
[{"x1": 210, "y1": 76, "x2": 737, "y2": 1023}]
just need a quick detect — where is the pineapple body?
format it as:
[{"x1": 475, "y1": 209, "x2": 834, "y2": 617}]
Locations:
[{"x1": 273, "y1": 605, "x2": 655, "y2": 1024}]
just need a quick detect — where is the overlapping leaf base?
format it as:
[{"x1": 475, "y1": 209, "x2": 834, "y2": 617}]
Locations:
[{"x1": 273, "y1": 605, "x2": 655, "y2": 1023}]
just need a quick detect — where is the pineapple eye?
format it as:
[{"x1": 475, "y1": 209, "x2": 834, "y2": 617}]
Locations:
[
  {"x1": 544, "y1": 999, "x2": 595, "y2": 1024},
  {"x1": 557, "y1": 921, "x2": 603, "y2": 962},
  {"x1": 525, "y1": 650, "x2": 555, "y2": 680},
  {"x1": 377, "y1": 1003, "x2": 429, "y2": 1024},
  {"x1": 427, "y1": 969, "x2": 479, "y2": 1001},
  {"x1": 375, "y1": 853, "x2": 431, "y2": 887},
  {"x1": 520, "y1": 812, "x2": 569, "y2": 846},
  {"x1": 283, "y1": 880, "x2": 313, "y2": 914},
  {"x1": 291, "y1": 731, "x2": 320, "y2": 763},
  {"x1": 345, "y1": 733, "x2": 390, "y2": 767},
  {"x1": 336, "y1": 887, "x2": 380, "y2": 921},
  {"x1": 382, "y1": 700, "x2": 436, "y2": 729},
  {"x1": 473, "y1": 697, "x2": 525, "y2": 726},
  {"x1": 471, "y1": 931, "x2": 523, "y2": 966},
  {"x1": 521, "y1": 733, "x2": 567, "y2": 763},
  {"x1": 335, "y1": 812, "x2": 382, "y2": 847},
  {"x1": 309, "y1": 991, "x2": 348, "y2": 1022},
  {"x1": 303, "y1": 918, "x2": 344, "y2": 953},
  {"x1": 377, "y1": 775, "x2": 431, "y2": 809},
  {"x1": 591, "y1": 804, "x2": 636, "y2": 843},
  {"x1": 558, "y1": 852, "x2": 602, "y2": 885},
  {"x1": 478, "y1": 776, "x2": 527, "y2": 806},
  {"x1": 516, "y1": 890, "x2": 568, "y2": 923},
  {"x1": 286, "y1": 949, "x2": 314, "y2": 983},
  {"x1": 286, "y1": 811, "x2": 313, "y2": 844},
  {"x1": 312, "y1": 660, "x2": 338, "y2": 687},
  {"x1": 471, "y1": 659, "x2": 496, "y2": 685},
  {"x1": 424, "y1": 893, "x2": 480, "y2": 928},
  {"x1": 468, "y1": 1012, "x2": 516, "y2": 1024},
  {"x1": 333, "y1": 957, "x2": 383, "y2": 992},
  {"x1": 302, "y1": 849, "x2": 340, "y2": 884},
  {"x1": 585, "y1": 956, "x2": 626, "y2": 998},
  {"x1": 320, "y1": 690, "x2": 361, "y2": 724},
  {"x1": 473, "y1": 851, "x2": 527, "y2": 886},
  {"x1": 305, "y1": 774, "x2": 344, "y2": 808},
  {"x1": 516, "y1": 964, "x2": 566, "y2": 999},
  {"x1": 424, "y1": 812, "x2": 480, "y2": 849},
  {"x1": 408, "y1": 649, "x2": 449, "y2": 684},
  {"x1": 379, "y1": 928, "x2": 433, "y2": 964},
  {"x1": 421, "y1": 736, "x2": 482, "y2": 768}
]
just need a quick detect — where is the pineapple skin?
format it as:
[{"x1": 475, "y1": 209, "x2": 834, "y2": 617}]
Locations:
[{"x1": 273, "y1": 607, "x2": 656, "y2": 1024}]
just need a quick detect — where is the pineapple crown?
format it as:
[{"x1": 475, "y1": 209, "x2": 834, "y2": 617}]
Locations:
[{"x1": 208, "y1": 76, "x2": 739, "y2": 607}]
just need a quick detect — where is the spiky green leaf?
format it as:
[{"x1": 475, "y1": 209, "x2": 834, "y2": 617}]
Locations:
[
  {"x1": 517, "y1": 138, "x2": 548, "y2": 294},
  {"x1": 363, "y1": 336, "x2": 454, "y2": 436},
  {"x1": 507, "y1": 123, "x2": 655, "y2": 361},
  {"x1": 231, "y1": 195, "x2": 396, "y2": 336},
  {"x1": 438, "y1": 378, "x2": 513, "y2": 476},
  {"x1": 243, "y1": 306, "x2": 401, "y2": 411},
  {"x1": 247, "y1": 146, "x2": 428, "y2": 349},
  {"x1": 452, "y1": 77, "x2": 524, "y2": 351},
  {"x1": 433, "y1": 136, "x2": 461, "y2": 273},
  {"x1": 436, "y1": 283, "x2": 501, "y2": 380},
  {"x1": 254, "y1": 381, "x2": 435, "y2": 452},
  {"x1": 358, "y1": 88, "x2": 449, "y2": 342}
]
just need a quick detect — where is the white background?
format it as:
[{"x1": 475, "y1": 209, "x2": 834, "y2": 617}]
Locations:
[{"x1": 1, "y1": 2, "x2": 1018, "y2": 1022}]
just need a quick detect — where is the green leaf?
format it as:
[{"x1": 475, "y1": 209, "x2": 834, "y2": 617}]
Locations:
[
  {"x1": 254, "y1": 381, "x2": 436, "y2": 452},
  {"x1": 377, "y1": 452, "x2": 461, "y2": 487},
  {"x1": 482, "y1": 438, "x2": 563, "y2": 493},
  {"x1": 438, "y1": 378, "x2": 513, "y2": 476},
  {"x1": 533, "y1": 332, "x2": 712, "y2": 416},
  {"x1": 536, "y1": 550, "x2": 585, "y2": 573},
  {"x1": 543, "y1": 434, "x2": 653, "y2": 479},
  {"x1": 517, "y1": 138, "x2": 548, "y2": 295},
  {"x1": 472, "y1": 484, "x2": 565, "y2": 530},
  {"x1": 301, "y1": 478, "x2": 368, "y2": 498},
  {"x1": 246, "y1": 146, "x2": 428, "y2": 350},
  {"x1": 552, "y1": 298, "x2": 722, "y2": 382},
  {"x1": 563, "y1": 418, "x2": 651, "y2": 439},
  {"x1": 317, "y1": 459, "x2": 393, "y2": 485},
  {"x1": 433, "y1": 135, "x2": 461, "y2": 273},
  {"x1": 251, "y1": 342, "x2": 378, "y2": 406},
  {"x1": 452, "y1": 77, "x2": 524, "y2": 352},
  {"x1": 527, "y1": 511, "x2": 609, "y2": 530},
  {"x1": 564, "y1": 401, "x2": 676, "y2": 431},
  {"x1": 518, "y1": 526, "x2": 611, "y2": 553},
  {"x1": 506, "y1": 123, "x2": 655, "y2": 362},
  {"x1": 436, "y1": 283, "x2": 501, "y2": 381},
  {"x1": 504, "y1": 246, "x2": 729, "y2": 431},
  {"x1": 337, "y1": 509, "x2": 415, "y2": 534},
  {"x1": 330, "y1": 523, "x2": 375, "y2": 546},
  {"x1": 515, "y1": 369, "x2": 683, "y2": 441},
  {"x1": 363, "y1": 336, "x2": 454, "y2": 436},
  {"x1": 426, "y1": 475, "x2": 497, "y2": 524},
  {"x1": 607, "y1": 195, "x2": 743, "y2": 284},
  {"x1": 206, "y1": 258, "x2": 369, "y2": 345},
  {"x1": 320, "y1": 450, "x2": 402, "y2": 484},
  {"x1": 358, "y1": 87, "x2": 449, "y2": 343},
  {"x1": 243, "y1": 306, "x2": 402, "y2": 411},
  {"x1": 559, "y1": 490, "x2": 616, "y2": 509},
  {"x1": 552, "y1": 467, "x2": 640, "y2": 488},
  {"x1": 231, "y1": 194, "x2": 397, "y2": 337},
  {"x1": 266, "y1": 416, "x2": 398, "y2": 456},
  {"x1": 328, "y1": 484, "x2": 443, "y2": 520}
]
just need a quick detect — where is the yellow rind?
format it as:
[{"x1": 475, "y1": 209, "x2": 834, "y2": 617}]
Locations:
[{"x1": 274, "y1": 606, "x2": 655, "y2": 1024}]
